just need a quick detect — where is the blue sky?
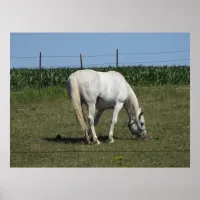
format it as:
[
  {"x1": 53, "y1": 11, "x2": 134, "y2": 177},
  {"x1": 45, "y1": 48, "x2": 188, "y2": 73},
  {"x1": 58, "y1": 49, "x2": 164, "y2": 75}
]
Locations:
[{"x1": 10, "y1": 33, "x2": 190, "y2": 68}]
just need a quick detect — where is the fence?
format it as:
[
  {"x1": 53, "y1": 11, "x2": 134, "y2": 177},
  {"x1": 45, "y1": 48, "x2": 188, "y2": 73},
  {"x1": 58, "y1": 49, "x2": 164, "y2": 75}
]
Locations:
[{"x1": 10, "y1": 49, "x2": 190, "y2": 69}]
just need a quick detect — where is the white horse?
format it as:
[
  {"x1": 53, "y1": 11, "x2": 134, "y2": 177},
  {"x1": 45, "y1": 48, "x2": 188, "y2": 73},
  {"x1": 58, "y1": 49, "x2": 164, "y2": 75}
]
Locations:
[{"x1": 66, "y1": 69, "x2": 148, "y2": 145}]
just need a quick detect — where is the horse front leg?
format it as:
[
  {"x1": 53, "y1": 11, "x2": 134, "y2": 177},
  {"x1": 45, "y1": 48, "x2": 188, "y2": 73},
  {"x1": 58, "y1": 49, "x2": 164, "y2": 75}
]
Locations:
[{"x1": 108, "y1": 102, "x2": 123, "y2": 143}]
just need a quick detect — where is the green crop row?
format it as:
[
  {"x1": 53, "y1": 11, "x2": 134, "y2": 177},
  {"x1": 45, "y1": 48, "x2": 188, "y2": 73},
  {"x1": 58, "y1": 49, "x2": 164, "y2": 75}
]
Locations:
[{"x1": 10, "y1": 66, "x2": 190, "y2": 90}]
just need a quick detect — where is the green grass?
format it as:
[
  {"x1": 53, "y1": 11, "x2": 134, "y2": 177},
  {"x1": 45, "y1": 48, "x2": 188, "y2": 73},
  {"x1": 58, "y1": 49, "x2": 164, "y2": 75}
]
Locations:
[{"x1": 10, "y1": 85, "x2": 190, "y2": 167}]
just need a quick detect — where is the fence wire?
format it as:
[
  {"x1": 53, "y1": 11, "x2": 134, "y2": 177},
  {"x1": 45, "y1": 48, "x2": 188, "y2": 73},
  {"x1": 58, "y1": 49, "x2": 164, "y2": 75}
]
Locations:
[{"x1": 10, "y1": 49, "x2": 190, "y2": 69}]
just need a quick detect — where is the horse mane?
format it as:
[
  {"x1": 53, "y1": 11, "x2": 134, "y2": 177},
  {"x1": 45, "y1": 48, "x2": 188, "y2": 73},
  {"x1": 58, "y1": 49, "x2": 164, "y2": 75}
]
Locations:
[{"x1": 127, "y1": 84, "x2": 140, "y2": 118}]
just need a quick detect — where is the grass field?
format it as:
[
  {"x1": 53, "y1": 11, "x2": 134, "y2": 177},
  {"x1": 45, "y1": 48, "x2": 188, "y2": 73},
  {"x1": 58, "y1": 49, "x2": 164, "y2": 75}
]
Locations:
[{"x1": 10, "y1": 85, "x2": 190, "y2": 167}]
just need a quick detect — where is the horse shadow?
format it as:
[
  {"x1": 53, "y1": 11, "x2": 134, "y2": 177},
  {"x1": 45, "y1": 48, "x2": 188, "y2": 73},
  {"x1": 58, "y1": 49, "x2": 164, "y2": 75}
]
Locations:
[
  {"x1": 41, "y1": 131, "x2": 142, "y2": 145},
  {"x1": 42, "y1": 134, "x2": 111, "y2": 144}
]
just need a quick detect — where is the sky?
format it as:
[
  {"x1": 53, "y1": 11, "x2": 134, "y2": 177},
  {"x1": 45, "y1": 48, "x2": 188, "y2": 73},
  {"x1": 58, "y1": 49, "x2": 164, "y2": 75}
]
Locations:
[{"x1": 10, "y1": 33, "x2": 190, "y2": 68}]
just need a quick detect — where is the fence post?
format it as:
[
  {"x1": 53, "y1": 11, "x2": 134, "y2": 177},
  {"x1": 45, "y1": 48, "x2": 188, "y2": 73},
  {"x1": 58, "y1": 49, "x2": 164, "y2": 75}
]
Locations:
[
  {"x1": 116, "y1": 48, "x2": 118, "y2": 70},
  {"x1": 80, "y1": 53, "x2": 83, "y2": 69},
  {"x1": 39, "y1": 52, "x2": 42, "y2": 94}
]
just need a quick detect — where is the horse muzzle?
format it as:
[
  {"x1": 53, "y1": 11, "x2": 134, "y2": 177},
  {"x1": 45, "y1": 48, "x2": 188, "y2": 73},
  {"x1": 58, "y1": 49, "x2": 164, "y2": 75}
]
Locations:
[{"x1": 135, "y1": 130, "x2": 150, "y2": 140}]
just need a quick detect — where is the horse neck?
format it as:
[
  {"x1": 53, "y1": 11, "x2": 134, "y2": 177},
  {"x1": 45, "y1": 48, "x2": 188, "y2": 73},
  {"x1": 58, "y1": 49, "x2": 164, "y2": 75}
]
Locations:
[{"x1": 125, "y1": 85, "x2": 140, "y2": 121}]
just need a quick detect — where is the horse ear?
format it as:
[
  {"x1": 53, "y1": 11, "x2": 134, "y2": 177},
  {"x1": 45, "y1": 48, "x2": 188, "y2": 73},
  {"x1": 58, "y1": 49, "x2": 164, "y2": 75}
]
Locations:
[{"x1": 138, "y1": 110, "x2": 144, "y2": 119}]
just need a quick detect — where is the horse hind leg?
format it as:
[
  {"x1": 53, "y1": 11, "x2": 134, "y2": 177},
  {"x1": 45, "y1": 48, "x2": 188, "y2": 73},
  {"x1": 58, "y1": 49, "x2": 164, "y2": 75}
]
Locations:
[
  {"x1": 80, "y1": 105, "x2": 91, "y2": 144},
  {"x1": 88, "y1": 104, "x2": 100, "y2": 145},
  {"x1": 84, "y1": 130, "x2": 91, "y2": 144}
]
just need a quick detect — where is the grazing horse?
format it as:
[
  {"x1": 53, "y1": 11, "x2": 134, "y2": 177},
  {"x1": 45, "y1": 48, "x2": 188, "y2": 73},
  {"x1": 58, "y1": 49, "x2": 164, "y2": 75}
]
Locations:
[{"x1": 66, "y1": 69, "x2": 148, "y2": 145}]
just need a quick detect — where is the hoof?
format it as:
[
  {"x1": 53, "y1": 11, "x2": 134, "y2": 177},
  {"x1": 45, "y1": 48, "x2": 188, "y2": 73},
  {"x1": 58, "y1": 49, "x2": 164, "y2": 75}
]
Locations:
[
  {"x1": 84, "y1": 141, "x2": 91, "y2": 145},
  {"x1": 84, "y1": 138, "x2": 91, "y2": 145},
  {"x1": 108, "y1": 139, "x2": 114, "y2": 144},
  {"x1": 92, "y1": 138, "x2": 101, "y2": 145},
  {"x1": 96, "y1": 140, "x2": 101, "y2": 145}
]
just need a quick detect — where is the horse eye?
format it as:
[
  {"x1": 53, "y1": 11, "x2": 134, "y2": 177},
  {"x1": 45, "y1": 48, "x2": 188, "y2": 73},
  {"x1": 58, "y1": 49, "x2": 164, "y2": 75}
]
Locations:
[{"x1": 141, "y1": 122, "x2": 144, "y2": 126}]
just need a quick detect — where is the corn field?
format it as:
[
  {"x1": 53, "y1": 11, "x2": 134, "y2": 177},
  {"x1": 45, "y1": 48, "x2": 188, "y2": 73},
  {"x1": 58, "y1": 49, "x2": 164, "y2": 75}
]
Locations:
[{"x1": 10, "y1": 66, "x2": 190, "y2": 90}]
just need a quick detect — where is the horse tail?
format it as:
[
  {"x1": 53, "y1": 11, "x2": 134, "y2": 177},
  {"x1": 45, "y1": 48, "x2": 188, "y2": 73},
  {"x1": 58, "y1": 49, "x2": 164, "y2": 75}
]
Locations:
[{"x1": 66, "y1": 75, "x2": 88, "y2": 132}]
